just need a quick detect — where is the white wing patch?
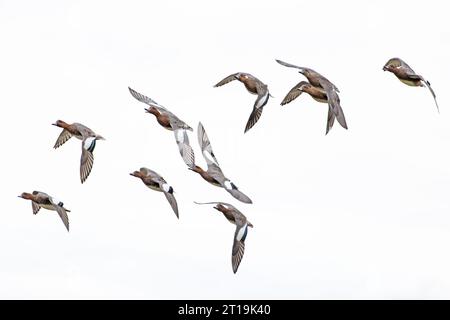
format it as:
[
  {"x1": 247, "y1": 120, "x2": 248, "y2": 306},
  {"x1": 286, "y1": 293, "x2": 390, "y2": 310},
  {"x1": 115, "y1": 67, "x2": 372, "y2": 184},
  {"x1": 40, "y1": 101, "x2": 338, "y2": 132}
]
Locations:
[
  {"x1": 236, "y1": 224, "x2": 247, "y2": 241},
  {"x1": 51, "y1": 197, "x2": 62, "y2": 206},
  {"x1": 255, "y1": 91, "x2": 269, "y2": 109},
  {"x1": 162, "y1": 183, "x2": 171, "y2": 193},
  {"x1": 203, "y1": 150, "x2": 217, "y2": 165},
  {"x1": 83, "y1": 137, "x2": 96, "y2": 150},
  {"x1": 224, "y1": 180, "x2": 233, "y2": 190},
  {"x1": 175, "y1": 129, "x2": 185, "y2": 143}
]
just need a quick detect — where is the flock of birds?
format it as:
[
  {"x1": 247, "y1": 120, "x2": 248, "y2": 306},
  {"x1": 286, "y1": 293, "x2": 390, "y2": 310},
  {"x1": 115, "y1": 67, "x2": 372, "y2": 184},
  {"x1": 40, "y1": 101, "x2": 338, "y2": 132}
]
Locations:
[{"x1": 18, "y1": 57, "x2": 440, "y2": 273}]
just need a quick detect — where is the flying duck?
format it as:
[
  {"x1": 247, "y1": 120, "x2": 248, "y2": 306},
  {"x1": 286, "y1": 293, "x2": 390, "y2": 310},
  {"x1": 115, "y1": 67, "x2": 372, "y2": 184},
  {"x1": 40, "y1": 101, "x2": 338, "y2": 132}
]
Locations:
[
  {"x1": 18, "y1": 191, "x2": 71, "y2": 232},
  {"x1": 130, "y1": 167, "x2": 179, "y2": 218},
  {"x1": 189, "y1": 122, "x2": 252, "y2": 204},
  {"x1": 52, "y1": 120, "x2": 104, "y2": 183},
  {"x1": 195, "y1": 201, "x2": 253, "y2": 273},
  {"x1": 383, "y1": 57, "x2": 439, "y2": 113},
  {"x1": 276, "y1": 59, "x2": 348, "y2": 132},
  {"x1": 214, "y1": 72, "x2": 272, "y2": 133},
  {"x1": 280, "y1": 80, "x2": 338, "y2": 134},
  {"x1": 128, "y1": 87, "x2": 195, "y2": 168}
]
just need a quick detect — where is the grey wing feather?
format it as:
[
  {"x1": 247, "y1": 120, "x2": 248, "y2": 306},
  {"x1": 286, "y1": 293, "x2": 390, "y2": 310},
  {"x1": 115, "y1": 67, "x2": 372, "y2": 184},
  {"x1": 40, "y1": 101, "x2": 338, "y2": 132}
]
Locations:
[
  {"x1": 244, "y1": 107, "x2": 264, "y2": 133},
  {"x1": 163, "y1": 192, "x2": 179, "y2": 219},
  {"x1": 80, "y1": 145, "x2": 94, "y2": 184},
  {"x1": 54, "y1": 129, "x2": 73, "y2": 149},
  {"x1": 232, "y1": 228, "x2": 246, "y2": 273},
  {"x1": 193, "y1": 201, "x2": 239, "y2": 212},
  {"x1": 319, "y1": 80, "x2": 348, "y2": 130},
  {"x1": 174, "y1": 129, "x2": 195, "y2": 168},
  {"x1": 244, "y1": 84, "x2": 269, "y2": 133},
  {"x1": 129, "y1": 88, "x2": 192, "y2": 131},
  {"x1": 214, "y1": 73, "x2": 239, "y2": 87},
  {"x1": 281, "y1": 82, "x2": 304, "y2": 105},
  {"x1": 168, "y1": 114, "x2": 193, "y2": 131},
  {"x1": 129, "y1": 87, "x2": 189, "y2": 120},
  {"x1": 226, "y1": 188, "x2": 253, "y2": 204},
  {"x1": 423, "y1": 80, "x2": 440, "y2": 113},
  {"x1": 197, "y1": 122, "x2": 219, "y2": 166},
  {"x1": 54, "y1": 205, "x2": 70, "y2": 232},
  {"x1": 276, "y1": 59, "x2": 303, "y2": 69},
  {"x1": 128, "y1": 87, "x2": 161, "y2": 107},
  {"x1": 32, "y1": 202, "x2": 41, "y2": 215},
  {"x1": 326, "y1": 106, "x2": 336, "y2": 135},
  {"x1": 413, "y1": 75, "x2": 440, "y2": 113}
]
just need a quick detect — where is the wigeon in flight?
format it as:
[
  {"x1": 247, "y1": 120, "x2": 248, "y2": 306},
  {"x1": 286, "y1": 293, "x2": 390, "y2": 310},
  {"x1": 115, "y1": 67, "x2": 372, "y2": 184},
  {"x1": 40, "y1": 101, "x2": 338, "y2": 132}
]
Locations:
[
  {"x1": 189, "y1": 122, "x2": 252, "y2": 204},
  {"x1": 52, "y1": 120, "x2": 105, "y2": 183},
  {"x1": 280, "y1": 81, "x2": 337, "y2": 135},
  {"x1": 130, "y1": 167, "x2": 179, "y2": 219},
  {"x1": 18, "y1": 191, "x2": 71, "y2": 232},
  {"x1": 383, "y1": 57, "x2": 439, "y2": 113},
  {"x1": 214, "y1": 72, "x2": 272, "y2": 133},
  {"x1": 128, "y1": 87, "x2": 195, "y2": 169},
  {"x1": 195, "y1": 201, "x2": 253, "y2": 273},
  {"x1": 276, "y1": 59, "x2": 348, "y2": 133}
]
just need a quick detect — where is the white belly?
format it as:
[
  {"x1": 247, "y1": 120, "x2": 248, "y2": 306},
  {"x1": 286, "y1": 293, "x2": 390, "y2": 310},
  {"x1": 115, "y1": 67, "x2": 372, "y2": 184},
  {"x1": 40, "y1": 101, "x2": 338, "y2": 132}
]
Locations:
[
  {"x1": 399, "y1": 78, "x2": 420, "y2": 87},
  {"x1": 146, "y1": 184, "x2": 162, "y2": 192},
  {"x1": 40, "y1": 204, "x2": 56, "y2": 211}
]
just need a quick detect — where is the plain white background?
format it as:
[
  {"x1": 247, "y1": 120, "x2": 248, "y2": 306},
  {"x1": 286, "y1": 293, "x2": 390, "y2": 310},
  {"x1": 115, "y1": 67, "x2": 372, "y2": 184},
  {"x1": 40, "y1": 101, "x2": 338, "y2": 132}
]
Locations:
[{"x1": 1, "y1": 0, "x2": 450, "y2": 299}]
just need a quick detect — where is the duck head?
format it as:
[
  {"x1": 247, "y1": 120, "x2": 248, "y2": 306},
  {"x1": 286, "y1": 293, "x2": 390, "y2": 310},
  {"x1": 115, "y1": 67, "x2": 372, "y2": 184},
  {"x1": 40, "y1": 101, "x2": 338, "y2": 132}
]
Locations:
[
  {"x1": 18, "y1": 192, "x2": 34, "y2": 200},
  {"x1": 52, "y1": 120, "x2": 69, "y2": 128},
  {"x1": 129, "y1": 170, "x2": 143, "y2": 178}
]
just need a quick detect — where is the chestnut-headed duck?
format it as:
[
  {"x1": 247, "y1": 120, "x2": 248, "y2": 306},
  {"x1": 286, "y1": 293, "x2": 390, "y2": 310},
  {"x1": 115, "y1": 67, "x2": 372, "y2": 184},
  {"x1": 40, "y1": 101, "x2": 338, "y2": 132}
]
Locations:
[
  {"x1": 195, "y1": 201, "x2": 253, "y2": 273},
  {"x1": 214, "y1": 72, "x2": 272, "y2": 133},
  {"x1": 383, "y1": 57, "x2": 439, "y2": 113},
  {"x1": 52, "y1": 120, "x2": 105, "y2": 183},
  {"x1": 18, "y1": 191, "x2": 70, "y2": 232},
  {"x1": 280, "y1": 81, "x2": 338, "y2": 135},
  {"x1": 130, "y1": 167, "x2": 179, "y2": 219},
  {"x1": 128, "y1": 87, "x2": 195, "y2": 168},
  {"x1": 189, "y1": 122, "x2": 252, "y2": 204},
  {"x1": 276, "y1": 59, "x2": 348, "y2": 131}
]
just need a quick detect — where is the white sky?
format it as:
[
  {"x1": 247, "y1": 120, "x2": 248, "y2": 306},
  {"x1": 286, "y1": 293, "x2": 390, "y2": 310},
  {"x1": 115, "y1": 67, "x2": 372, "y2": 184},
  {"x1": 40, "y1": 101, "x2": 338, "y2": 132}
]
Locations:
[{"x1": 1, "y1": 0, "x2": 450, "y2": 299}]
